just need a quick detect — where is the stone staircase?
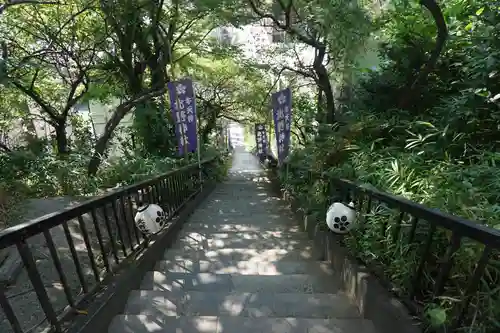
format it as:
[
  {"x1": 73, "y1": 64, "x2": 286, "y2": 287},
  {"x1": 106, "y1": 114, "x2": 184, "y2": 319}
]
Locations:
[{"x1": 107, "y1": 150, "x2": 377, "y2": 333}]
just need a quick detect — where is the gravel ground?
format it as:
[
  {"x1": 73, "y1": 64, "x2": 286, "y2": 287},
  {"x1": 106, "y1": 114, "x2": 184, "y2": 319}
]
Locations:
[{"x1": 0, "y1": 195, "x2": 138, "y2": 333}]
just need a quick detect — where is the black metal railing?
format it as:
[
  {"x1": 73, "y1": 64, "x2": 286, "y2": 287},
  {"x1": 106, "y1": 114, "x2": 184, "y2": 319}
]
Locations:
[
  {"x1": 0, "y1": 157, "x2": 220, "y2": 333},
  {"x1": 326, "y1": 177, "x2": 500, "y2": 331},
  {"x1": 265, "y1": 157, "x2": 500, "y2": 332}
]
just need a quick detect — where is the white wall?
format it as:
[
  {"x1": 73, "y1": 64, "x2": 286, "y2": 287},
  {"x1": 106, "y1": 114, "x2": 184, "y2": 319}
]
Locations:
[
  {"x1": 87, "y1": 98, "x2": 134, "y2": 157},
  {"x1": 88, "y1": 98, "x2": 133, "y2": 137}
]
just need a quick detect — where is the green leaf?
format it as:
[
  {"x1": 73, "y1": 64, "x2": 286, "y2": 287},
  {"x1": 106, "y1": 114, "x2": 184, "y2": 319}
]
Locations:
[
  {"x1": 416, "y1": 121, "x2": 435, "y2": 129},
  {"x1": 464, "y1": 22, "x2": 473, "y2": 31},
  {"x1": 476, "y1": 7, "x2": 485, "y2": 16},
  {"x1": 426, "y1": 307, "x2": 447, "y2": 327}
]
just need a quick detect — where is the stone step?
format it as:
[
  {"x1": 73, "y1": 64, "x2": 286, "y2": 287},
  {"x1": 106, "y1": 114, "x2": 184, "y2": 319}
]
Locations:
[
  {"x1": 163, "y1": 248, "x2": 316, "y2": 263},
  {"x1": 125, "y1": 290, "x2": 360, "y2": 319},
  {"x1": 154, "y1": 259, "x2": 333, "y2": 275},
  {"x1": 109, "y1": 315, "x2": 377, "y2": 333},
  {"x1": 177, "y1": 230, "x2": 309, "y2": 242},
  {"x1": 140, "y1": 272, "x2": 340, "y2": 293},
  {"x1": 180, "y1": 221, "x2": 303, "y2": 233},
  {"x1": 172, "y1": 231, "x2": 311, "y2": 251},
  {"x1": 188, "y1": 210, "x2": 278, "y2": 218}
]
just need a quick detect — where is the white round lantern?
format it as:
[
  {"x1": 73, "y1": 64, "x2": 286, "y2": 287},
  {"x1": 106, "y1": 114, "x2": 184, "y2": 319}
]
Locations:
[
  {"x1": 134, "y1": 203, "x2": 167, "y2": 235},
  {"x1": 326, "y1": 201, "x2": 356, "y2": 234}
]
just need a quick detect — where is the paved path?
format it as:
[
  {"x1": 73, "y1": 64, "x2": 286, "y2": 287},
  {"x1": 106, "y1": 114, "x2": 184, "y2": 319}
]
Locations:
[{"x1": 108, "y1": 147, "x2": 377, "y2": 332}]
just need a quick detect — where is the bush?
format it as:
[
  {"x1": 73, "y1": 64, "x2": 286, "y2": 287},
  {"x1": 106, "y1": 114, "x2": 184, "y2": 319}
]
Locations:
[
  {"x1": 277, "y1": 3, "x2": 500, "y2": 331},
  {"x1": 281, "y1": 126, "x2": 500, "y2": 332},
  {"x1": 0, "y1": 144, "x2": 229, "y2": 227}
]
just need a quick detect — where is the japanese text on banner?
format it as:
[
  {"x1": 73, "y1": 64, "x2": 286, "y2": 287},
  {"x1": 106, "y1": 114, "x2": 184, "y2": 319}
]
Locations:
[
  {"x1": 167, "y1": 78, "x2": 198, "y2": 155},
  {"x1": 254, "y1": 123, "x2": 268, "y2": 156},
  {"x1": 272, "y1": 88, "x2": 292, "y2": 165}
]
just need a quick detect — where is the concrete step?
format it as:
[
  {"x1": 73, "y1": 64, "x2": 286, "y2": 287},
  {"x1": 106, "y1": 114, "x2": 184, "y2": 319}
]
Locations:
[
  {"x1": 109, "y1": 315, "x2": 377, "y2": 333},
  {"x1": 177, "y1": 230, "x2": 309, "y2": 242},
  {"x1": 180, "y1": 222, "x2": 303, "y2": 234},
  {"x1": 163, "y1": 248, "x2": 316, "y2": 263},
  {"x1": 154, "y1": 259, "x2": 333, "y2": 275},
  {"x1": 140, "y1": 272, "x2": 341, "y2": 293},
  {"x1": 172, "y1": 231, "x2": 311, "y2": 251},
  {"x1": 125, "y1": 290, "x2": 360, "y2": 319},
  {"x1": 189, "y1": 209, "x2": 289, "y2": 218}
]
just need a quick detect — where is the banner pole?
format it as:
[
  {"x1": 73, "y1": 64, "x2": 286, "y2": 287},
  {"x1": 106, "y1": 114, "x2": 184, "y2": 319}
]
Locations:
[
  {"x1": 195, "y1": 93, "x2": 202, "y2": 189},
  {"x1": 285, "y1": 86, "x2": 290, "y2": 184}
]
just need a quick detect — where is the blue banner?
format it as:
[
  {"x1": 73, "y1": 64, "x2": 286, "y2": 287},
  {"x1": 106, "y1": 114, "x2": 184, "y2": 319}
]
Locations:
[
  {"x1": 167, "y1": 78, "x2": 198, "y2": 155},
  {"x1": 272, "y1": 88, "x2": 292, "y2": 165}
]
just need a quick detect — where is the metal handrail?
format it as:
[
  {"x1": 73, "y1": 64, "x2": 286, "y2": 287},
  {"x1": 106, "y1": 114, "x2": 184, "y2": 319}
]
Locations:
[
  {"x1": 264, "y1": 155, "x2": 500, "y2": 331},
  {"x1": 331, "y1": 177, "x2": 500, "y2": 248},
  {"x1": 0, "y1": 156, "x2": 220, "y2": 333},
  {"x1": 0, "y1": 158, "x2": 215, "y2": 249}
]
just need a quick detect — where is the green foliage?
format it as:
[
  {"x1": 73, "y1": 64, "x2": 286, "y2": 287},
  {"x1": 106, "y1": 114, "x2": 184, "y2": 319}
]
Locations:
[
  {"x1": 3, "y1": 0, "x2": 499, "y2": 330},
  {"x1": 0, "y1": 142, "x2": 228, "y2": 228},
  {"x1": 277, "y1": 1, "x2": 500, "y2": 332},
  {"x1": 132, "y1": 101, "x2": 176, "y2": 156},
  {"x1": 0, "y1": 144, "x2": 227, "y2": 198}
]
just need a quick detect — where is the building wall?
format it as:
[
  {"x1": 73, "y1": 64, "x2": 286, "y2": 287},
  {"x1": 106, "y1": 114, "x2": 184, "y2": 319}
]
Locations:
[{"x1": 87, "y1": 98, "x2": 134, "y2": 157}]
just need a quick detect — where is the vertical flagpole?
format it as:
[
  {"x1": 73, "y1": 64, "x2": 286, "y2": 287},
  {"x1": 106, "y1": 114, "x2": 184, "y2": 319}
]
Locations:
[
  {"x1": 277, "y1": 79, "x2": 289, "y2": 181},
  {"x1": 278, "y1": 78, "x2": 282, "y2": 168},
  {"x1": 194, "y1": 86, "x2": 202, "y2": 189}
]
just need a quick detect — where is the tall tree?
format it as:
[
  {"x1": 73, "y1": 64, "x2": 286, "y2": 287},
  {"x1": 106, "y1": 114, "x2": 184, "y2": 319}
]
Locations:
[
  {"x1": 1, "y1": 0, "x2": 104, "y2": 154},
  {"x1": 247, "y1": 0, "x2": 371, "y2": 124},
  {"x1": 88, "y1": 0, "x2": 229, "y2": 173}
]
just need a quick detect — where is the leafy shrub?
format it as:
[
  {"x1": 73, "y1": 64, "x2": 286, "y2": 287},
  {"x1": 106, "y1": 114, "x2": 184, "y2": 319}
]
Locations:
[
  {"x1": 279, "y1": 3, "x2": 500, "y2": 332},
  {"x1": 0, "y1": 143, "x2": 228, "y2": 228}
]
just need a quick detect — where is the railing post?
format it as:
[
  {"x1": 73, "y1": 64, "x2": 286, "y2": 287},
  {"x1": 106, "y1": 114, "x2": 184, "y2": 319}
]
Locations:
[
  {"x1": 0, "y1": 285, "x2": 23, "y2": 333},
  {"x1": 17, "y1": 240, "x2": 62, "y2": 333}
]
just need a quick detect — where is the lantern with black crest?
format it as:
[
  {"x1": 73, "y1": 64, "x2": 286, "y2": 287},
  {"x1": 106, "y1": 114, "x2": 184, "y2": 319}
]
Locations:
[
  {"x1": 326, "y1": 201, "x2": 356, "y2": 234},
  {"x1": 134, "y1": 202, "x2": 167, "y2": 235}
]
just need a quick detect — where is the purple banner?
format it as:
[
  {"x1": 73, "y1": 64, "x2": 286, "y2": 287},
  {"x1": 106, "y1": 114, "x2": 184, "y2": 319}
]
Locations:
[
  {"x1": 255, "y1": 123, "x2": 268, "y2": 156},
  {"x1": 167, "y1": 78, "x2": 198, "y2": 155},
  {"x1": 272, "y1": 87, "x2": 292, "y2": 165}
]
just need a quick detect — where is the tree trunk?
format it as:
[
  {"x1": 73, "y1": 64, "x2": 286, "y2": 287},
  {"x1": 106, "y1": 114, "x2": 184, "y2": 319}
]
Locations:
[
  {"x1": 313, "y1": 47, "x2": 335, "y2": 123},
  {"x1": 399, "y1": 0, "x2": 448, "y2": 109},
  {"x1": 88, "y1": 88, "x2": 167, "y2": 176},
  {"x1": 316, "y1": 87, "x2": 323, "y2": 119},
  {"x1": 88, "y1": 107, "x2": 126, "y2": 176},
  {"x1": 55, "y1": 122, "x2": 69, "y2": 155}
]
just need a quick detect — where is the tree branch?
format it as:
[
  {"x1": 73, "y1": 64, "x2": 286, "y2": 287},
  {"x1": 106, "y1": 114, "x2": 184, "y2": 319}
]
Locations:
[
  {"x1": 400, "y1": 0, "x2": 448, "y2": 109},
  {"x1": 171, "y1": 14, "x2": 205, "y2": 50},
  {"x1": 410, "y1": 0, "x2": 447, "y2": 89},
  {"x1": 174, "y1": 28, "x2": 214, "y2": 63},
  {"x1": 246, "y1": 0, "x2": 319, "y2": 47},
  {"x1": 281, "y1": 65, "x2": 317, "y2": 81},
  {"x1": 290, "y1": 129, "x2": 304, "y2": 146},
  {"x1": 11, "y1": 81, "x2": 59, "y2": 122},
  {"x1": 0, "y1": 0, "x2": 57, "y2": 15},
  {"x1": 88, "y1": 87, "x2": 168, "y2": 175}
]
